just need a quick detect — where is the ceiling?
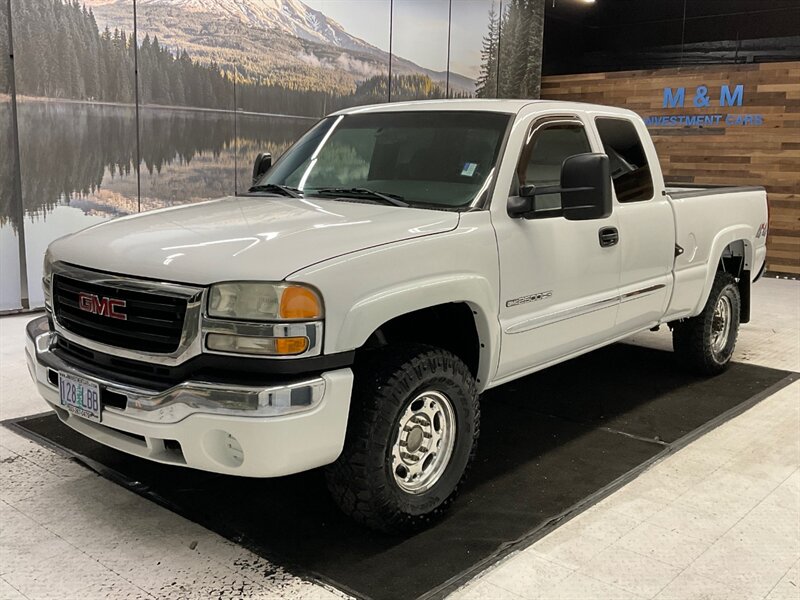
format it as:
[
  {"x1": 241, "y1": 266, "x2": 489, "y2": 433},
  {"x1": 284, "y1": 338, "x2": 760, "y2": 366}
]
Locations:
[
  {"x1": 542, "y1": 0, "x2": 800, "y2": 74},
  {"x1": 545, "y1": 0, "x2": 799, "y2": 39}
]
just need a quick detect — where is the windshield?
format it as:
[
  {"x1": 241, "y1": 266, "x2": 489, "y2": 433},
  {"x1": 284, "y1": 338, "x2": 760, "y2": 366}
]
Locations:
[{"x1": 254, "y1": 111, "x2": 511, "y2": 209}]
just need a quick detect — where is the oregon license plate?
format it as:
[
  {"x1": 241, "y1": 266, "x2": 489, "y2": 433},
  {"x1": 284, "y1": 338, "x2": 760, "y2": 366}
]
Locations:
[{"x1": 58, "y1": 372, "x2": 102, "y2": 423}]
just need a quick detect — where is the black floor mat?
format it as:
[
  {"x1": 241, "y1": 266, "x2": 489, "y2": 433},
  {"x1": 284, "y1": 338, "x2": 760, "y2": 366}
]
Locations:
[{"x1": 6, "y1": 344, "x2": 794, "y2": 600}]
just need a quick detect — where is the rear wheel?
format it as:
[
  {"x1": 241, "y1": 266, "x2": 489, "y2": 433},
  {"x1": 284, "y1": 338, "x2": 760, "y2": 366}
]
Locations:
[
  {"x1": 325, "y1": 344, "x2": 479, "y2": 533},
  {"x1": 673, "y1": 272, "x2": 741, "y2": 375}
]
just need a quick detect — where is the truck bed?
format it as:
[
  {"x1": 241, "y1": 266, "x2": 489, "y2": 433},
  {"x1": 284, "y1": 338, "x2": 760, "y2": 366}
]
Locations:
[
  {"x1": 665, "y1": 183, "x2": 766, "y2": 200},
  {"x1": 663, "y1": 183, "x2": 769, "y2": 322}
]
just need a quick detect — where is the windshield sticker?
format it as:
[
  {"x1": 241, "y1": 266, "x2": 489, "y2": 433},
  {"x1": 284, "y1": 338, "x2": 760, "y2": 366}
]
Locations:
[{"x1": 461, "y1": 162, "x2": 478, "y2": 177}]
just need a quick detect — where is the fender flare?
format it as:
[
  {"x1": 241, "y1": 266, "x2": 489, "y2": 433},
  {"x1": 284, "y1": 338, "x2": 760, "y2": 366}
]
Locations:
[
  {"x1": 693, "y1": 226, "x2": 754, "y2": 315},
  {"x1": 329, "y1": 275, "x2": 500, "y2": 389}
]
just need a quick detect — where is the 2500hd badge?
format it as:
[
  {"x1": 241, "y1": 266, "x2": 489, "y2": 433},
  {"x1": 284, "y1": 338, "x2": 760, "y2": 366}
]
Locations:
[{"x1": 506, "y1": 290, "x2": 553, "y2": 307}]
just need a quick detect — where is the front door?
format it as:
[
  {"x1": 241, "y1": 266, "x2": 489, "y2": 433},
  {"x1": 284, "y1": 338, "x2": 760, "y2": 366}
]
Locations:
[
  {"x1": 594, "y1": 116, "x2": 675, "y2": 333},
  {"x1": 492, "y1": 116, "x2": 621, "y2": 382}
]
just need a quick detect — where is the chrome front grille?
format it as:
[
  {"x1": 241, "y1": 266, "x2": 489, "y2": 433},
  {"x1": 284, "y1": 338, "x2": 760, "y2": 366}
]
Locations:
[
  {"x1": 47, "y1": 263, "x2": 322, "y2": 366},
  {"x1": 49, "y1": 264, "x2": 204, "y2": 362},
  {"x1": 53, "y1": 274, "x2": 188, "y2": 353}
]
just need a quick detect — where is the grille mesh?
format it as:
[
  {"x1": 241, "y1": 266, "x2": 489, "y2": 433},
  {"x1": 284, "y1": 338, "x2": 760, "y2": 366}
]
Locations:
[{"x1": 53, "y1": 274, "x2": 187, "y2": 353}]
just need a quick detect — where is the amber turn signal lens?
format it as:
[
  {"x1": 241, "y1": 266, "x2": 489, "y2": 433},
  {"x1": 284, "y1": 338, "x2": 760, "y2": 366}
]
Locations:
[
  {"x1": 279, "y1": 286, "x2": 322, "y2": 319},
  {"x1": 275, "y1": 337, "x2": 309, "y2": 355},
  {"x1": 207, "y1": 334, "x2": 309, "y2": 355}
]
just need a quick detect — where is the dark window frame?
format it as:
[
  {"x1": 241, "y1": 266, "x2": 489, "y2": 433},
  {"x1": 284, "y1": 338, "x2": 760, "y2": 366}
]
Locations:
[
  {"x1": 594, "y1": 116, "x2": 655, "y2": 203},
  {"x1": 509, "y1": 116, "x2": 593, "y2": 217}
]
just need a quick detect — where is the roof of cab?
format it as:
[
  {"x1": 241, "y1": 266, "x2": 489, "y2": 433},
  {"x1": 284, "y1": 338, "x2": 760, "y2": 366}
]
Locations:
[{"x1": 330, "y1": 98, "x2": 639, "y2": 118}]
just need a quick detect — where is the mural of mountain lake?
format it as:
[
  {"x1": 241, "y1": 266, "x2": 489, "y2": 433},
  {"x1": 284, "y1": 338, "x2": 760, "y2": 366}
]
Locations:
[{"x1": 0, "y1": 99, "x2": 315, "y2": 309}]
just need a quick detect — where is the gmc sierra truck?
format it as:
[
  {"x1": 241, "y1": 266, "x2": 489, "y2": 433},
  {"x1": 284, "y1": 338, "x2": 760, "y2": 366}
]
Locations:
[{"x1": 26, "y1": 100, "x2": 769, "y2": 532}]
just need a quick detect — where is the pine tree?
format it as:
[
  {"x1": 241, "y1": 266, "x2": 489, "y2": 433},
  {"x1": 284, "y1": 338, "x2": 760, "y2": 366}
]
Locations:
[
  {"x1": 508, "y1": 0, "x2": 531, "y2": 98},
  {"x1": 475, "y1": 1, "x2": 499, "y2": 98},
  {"x1": 497, "y1": 1, "x2": 513, "y2": 97},
  {"x1": 524, "y1": 0, "x2": 546, "y2": 98},
  {"x1": 8, "y1": 0, "x2": 409, "y2": 116},
  {"x1": 490, "y1": 0, "x2": 545, "y2": 99}
]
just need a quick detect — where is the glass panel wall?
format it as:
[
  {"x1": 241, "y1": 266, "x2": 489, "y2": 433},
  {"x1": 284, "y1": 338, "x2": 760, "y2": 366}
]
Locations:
[
  {"x1": 234, "y1": 0, "x2": 392, "y2": 193},
  {"x1": 1, "y1": 0, "x2": 21, "y2": 311},
  {"x1": 497, "y1": 0, "x2": 545, "y2": 99},
  {"x1": 133, "y1": 2, "x2": 236, "y2": 209},
  {"x1": 450, "y1": 0, "x2": 499, "y2": 98},
  {"x1": 1, "y1": 0, "x2": 554, "y2": 311},
  {"x1": 11, "y1": 0, "x2": 138, "y2": 308},
  {"x1": 391, "y1": 0, "x2": 450, "y2": 101}
]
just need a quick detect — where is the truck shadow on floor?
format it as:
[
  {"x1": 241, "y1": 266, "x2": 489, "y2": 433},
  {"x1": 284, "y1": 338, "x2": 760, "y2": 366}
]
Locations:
[{"x1": 7, "y1": 343, "x2": 792, "y2": 600}]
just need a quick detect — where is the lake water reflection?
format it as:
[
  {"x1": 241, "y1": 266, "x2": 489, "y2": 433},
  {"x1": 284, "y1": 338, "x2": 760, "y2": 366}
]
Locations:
[{"x1": 0, "y1": 99, "x2": 314, "y2": 308}]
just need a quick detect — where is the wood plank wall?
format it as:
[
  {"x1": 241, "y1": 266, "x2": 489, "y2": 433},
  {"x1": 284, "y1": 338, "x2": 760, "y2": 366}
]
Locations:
[{"x1": 541, "y1": 61, "x2": 800, "y2": 276}]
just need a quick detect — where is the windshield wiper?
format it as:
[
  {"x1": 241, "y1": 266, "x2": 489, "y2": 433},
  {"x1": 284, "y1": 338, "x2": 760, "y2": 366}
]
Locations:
[
  {"x1": 248, "y1": 183, "x2": 302, "y2": 198},
  {"x1": 311, "y1": 187, "x2": 409, "y2": 207}
]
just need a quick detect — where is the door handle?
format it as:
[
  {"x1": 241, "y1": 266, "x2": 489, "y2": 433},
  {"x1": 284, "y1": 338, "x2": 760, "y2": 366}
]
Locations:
[{"x1": 599, "y1": 227, "x2": 619, "y2": 248}]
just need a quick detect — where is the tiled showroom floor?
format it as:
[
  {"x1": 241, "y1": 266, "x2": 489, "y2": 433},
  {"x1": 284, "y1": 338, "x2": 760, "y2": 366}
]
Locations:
[{"x1": 1, "y1": 277, "x2": 798, "y2": 600}]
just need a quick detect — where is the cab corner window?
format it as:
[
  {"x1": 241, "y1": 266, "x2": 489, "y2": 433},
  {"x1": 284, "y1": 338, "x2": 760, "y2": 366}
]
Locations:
[
  {"x1": 513, "y1": 122, "x2": 592, "y2": 212},
  {"x1": 595, "y1": 117, "x2": 654, "y2": 203}
]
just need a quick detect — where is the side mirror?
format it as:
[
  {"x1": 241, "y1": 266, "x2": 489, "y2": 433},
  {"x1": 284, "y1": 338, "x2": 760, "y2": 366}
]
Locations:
[
  {"x1": 252, "y1": 152, "x2": 272, "y2": 185},
  {"x1": 560, "y1": 153, "x2": 612, "y2": 221},
  {"x1": 507, "y1": 185, "x2": 565, "y2": 219},
  {"x1": 507, "y1": 193, "x2": 534, "y2": 217},
  {"x1": 507, "y1": 153, "x2": 612, "y2": 221}
]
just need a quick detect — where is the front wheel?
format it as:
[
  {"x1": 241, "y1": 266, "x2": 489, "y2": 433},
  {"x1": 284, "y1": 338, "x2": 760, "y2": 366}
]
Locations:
[
  {"x1": 673, "y1": 272, "x2": 741, "y2": 375},
  {"x1": 325, "y1": 344, "x2": 479, "y2": 533}
]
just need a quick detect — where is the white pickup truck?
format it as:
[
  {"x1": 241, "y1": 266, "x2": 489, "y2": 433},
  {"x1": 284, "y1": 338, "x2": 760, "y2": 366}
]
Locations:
[{"x1": 26, "y1": 100, "x2": 768, "y2": 532}]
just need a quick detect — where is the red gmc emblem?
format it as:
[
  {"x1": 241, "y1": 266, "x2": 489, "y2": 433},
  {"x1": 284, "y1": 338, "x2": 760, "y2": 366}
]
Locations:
[{"x1": 78, "y1": 292, "x2": 127, "y2": 320}]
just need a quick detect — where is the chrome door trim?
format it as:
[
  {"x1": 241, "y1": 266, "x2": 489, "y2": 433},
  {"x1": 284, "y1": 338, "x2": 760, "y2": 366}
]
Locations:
[
  {"x1": 505, "y1": 294, "x2": 619, "y2": 335},
  {"x1": 504, "y1": 283, "x2": 667, "y2": 335},
  {"x1": 620, "y1": 283, "x2": 667, "y2": 303}
]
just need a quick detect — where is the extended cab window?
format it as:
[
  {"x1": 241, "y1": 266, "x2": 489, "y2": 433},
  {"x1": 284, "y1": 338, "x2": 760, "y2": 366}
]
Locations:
[
  {"x1": 513, "y1": 121, "x2": 592, "y2": 210},
  {"x1": 595, "y1": 118, "x2": 654, "y2": 202}
]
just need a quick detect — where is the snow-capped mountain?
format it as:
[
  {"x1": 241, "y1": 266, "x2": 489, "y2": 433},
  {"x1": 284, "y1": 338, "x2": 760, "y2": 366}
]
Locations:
[
  {"x1": 83, "y1": 0, "x2": 475, "y2": 94},
  {"x1": 136, "y1": 0, "x2": 378, "y2": 54}
]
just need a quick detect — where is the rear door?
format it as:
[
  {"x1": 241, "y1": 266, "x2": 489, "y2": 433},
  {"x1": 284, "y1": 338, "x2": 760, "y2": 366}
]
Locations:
[
  {"x1": 593, "y1": 116, "x2": 675, "y2": 333},
  {"x1": 492, "y1": 114, "x2": 621, "y2": 382}
]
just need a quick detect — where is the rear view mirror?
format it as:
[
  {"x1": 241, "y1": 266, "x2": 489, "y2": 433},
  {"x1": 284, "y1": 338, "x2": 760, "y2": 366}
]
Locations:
[
  {"x1": 561, "y1": 153, "x2": 612, "y2": 221},
  {"x1": 252, "y1": 152, "x2": 272, "y2": 185}
]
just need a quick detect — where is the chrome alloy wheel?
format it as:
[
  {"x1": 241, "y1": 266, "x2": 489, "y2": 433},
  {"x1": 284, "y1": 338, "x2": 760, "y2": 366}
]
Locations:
[
  {"x1": 711, "y1": 295, "x2": 732, "y2": 356},
  {"x1": 391, "y1": 390, "x2": 456, "y2": 494}
]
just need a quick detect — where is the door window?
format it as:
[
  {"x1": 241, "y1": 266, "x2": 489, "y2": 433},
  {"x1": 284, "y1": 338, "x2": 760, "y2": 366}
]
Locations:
[
  {"x1": 512, "y1": 121, "x2": 592, "y2": 210},
  {"x1": 595, "y1": 118, "x2": 654, "y2": 202}
]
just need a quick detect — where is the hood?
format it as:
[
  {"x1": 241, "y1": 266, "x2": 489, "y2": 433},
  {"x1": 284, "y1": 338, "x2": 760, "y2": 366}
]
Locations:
[{"x1": 50, "y1": 196, "x2": 459, "y2": 284}]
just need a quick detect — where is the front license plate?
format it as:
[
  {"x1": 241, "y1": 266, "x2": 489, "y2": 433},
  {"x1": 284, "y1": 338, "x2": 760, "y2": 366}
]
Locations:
[{"x1": 58, "y1": 372, "x2": 102, "y2": 423}]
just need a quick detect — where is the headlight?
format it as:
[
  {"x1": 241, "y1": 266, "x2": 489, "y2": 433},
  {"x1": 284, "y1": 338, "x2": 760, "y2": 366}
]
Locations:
[
  {"x1": 42, "y1": 249, "x2": 54, "y2": 308},
  {"x1": 207, "y1": 282, "x2": 323, "y2": 321}
]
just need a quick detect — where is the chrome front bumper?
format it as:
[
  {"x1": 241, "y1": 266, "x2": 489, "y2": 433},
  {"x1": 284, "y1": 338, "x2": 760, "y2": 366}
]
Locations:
[{"x1": 25, "y1": 316, "x2": 354, "y2": 477}]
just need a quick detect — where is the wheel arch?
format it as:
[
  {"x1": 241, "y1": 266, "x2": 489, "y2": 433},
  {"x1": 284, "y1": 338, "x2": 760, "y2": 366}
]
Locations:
[
  {"x1": 329, "y1": 276, "x2": 499, "y2": 391},
  {"x1": 695, "y1": 230, "x2": 754, "y2": 323},
  {"x1": 361, "y1": 302, "x2": 487, "y2": 380}
]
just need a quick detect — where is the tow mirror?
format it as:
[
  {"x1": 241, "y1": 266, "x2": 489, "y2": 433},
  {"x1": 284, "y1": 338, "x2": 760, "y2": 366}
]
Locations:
[
  {"x1": 252, "y1": 152, "x2": 272, "y2": 185},
  {"x1": 507, "y1": 153, "x2": 612, "y2": 221},
  {"x1": 560, "y1": 153, "x2": 612, "y2": 221}
]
